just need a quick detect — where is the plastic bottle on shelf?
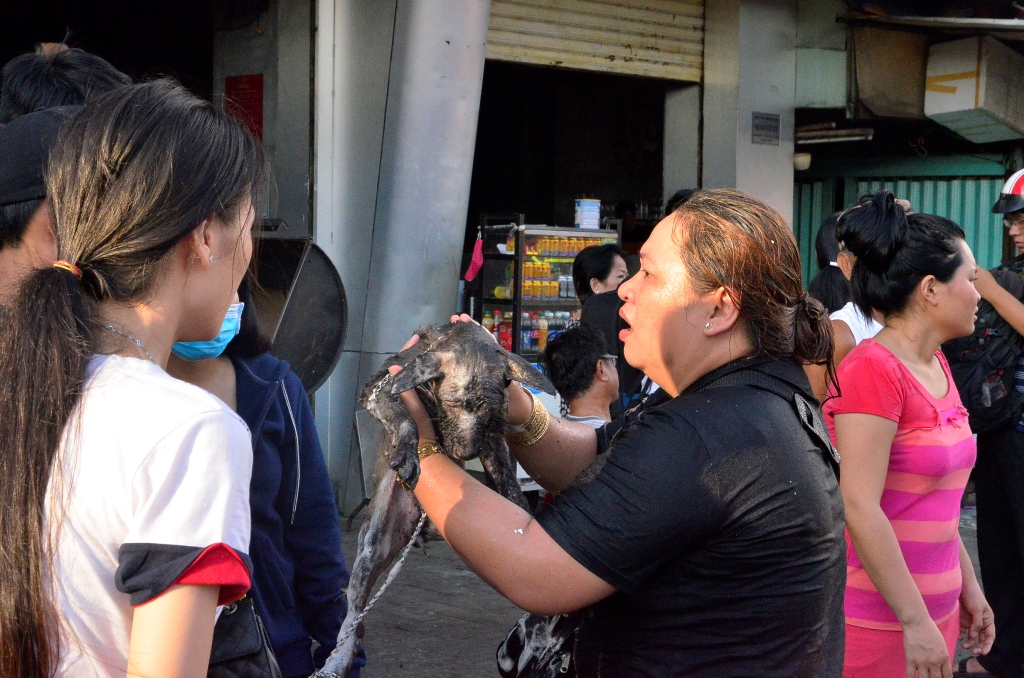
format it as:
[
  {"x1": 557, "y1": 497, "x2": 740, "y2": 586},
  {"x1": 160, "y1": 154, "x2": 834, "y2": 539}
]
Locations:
[
  {"x1": 530, "y1": 313, "x2": 540, "y2": 351},
  {"x1": 499, "y1": 312, "x2": 514, "y2": 351},
  {"x1": 492, "y1": 310, "x2": 502, "y2": 343},
  {"x1": 537, "y1": 313, "x2": 549, "y2": 351},
  {"x1": 482, "y1": 313, "x2": 494, "y2": 335},
  {"x1": 521, "y1": 313, "x2": 532, "y2": 352}
]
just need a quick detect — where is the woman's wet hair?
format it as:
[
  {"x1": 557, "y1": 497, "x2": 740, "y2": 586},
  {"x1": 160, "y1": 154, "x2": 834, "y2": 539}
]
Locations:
[
  {"x1": 0, "y1": 79, "x2": 267, "y2": 676},
  {"x1": 837, "y1": 190, "x2": 965, "y2": 319},
  {"x1": 807, "y1": 212, "x2": 850, "y2": 314},
  {"x1": 572, "y1": 243, "x2": 628, "y2": 306},
  {"x1": 673, "y1": 189, "x2": 834, "y2": 374},
  {"x1": 539, "y1": 324, "x2": 609, "y2": 403}
]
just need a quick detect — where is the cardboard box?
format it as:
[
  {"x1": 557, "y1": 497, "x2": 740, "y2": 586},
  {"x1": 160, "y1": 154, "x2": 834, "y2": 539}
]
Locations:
[{"x1": 925, "y1": 36, "x2": 1024, "y2": 143}]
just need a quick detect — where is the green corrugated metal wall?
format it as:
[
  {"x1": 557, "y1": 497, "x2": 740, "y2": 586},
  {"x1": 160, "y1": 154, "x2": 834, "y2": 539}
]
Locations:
[
  {"x1": 794, "y1": 176, "x2": 1006, "y2": 288},
  {"x1": 794, "y1": 180, "x2": 836, "y2": 286}
]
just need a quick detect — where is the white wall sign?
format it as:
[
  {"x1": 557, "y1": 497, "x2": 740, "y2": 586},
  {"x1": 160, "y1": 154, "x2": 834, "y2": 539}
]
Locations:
[{"x1": 752, "y1": 112, "x2": 781, "y2": 145}]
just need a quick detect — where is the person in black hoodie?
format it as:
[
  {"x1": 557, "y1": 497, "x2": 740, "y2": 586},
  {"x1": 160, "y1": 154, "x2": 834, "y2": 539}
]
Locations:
[{"x1": 168, "y1": 281, "x2": 363, "y2": 678}]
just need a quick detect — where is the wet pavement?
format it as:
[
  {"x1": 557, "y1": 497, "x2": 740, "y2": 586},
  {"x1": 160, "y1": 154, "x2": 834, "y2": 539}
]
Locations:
[
  {"x1": 340, "y1": 512, "x2": 522, "y2": 677},
  {"x1": 339, "y1": 506, "x2": 985, "y2": 675}
]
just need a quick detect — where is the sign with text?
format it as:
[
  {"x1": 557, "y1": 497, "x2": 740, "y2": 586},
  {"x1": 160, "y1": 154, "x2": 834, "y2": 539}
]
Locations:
[{"x1": 752, "y1": 112, "x2": 781, "y2": 146}]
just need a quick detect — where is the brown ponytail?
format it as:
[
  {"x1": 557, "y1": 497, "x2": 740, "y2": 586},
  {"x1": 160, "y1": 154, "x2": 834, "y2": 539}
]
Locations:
[
  {"x1": 0, "y1": 267, "x2": 92, "y2": 677},
  {"x1": 672, "y1": 189, "x2": 835, "y2": 381},
  {"x1": 0, "y1": 79, "x2": 266, "y2": 677}
]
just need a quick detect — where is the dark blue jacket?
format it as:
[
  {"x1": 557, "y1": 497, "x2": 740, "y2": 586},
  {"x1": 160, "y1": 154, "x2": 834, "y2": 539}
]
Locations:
[{"x1": 231, "y1": 353, "x2": 364, "y2": 678}]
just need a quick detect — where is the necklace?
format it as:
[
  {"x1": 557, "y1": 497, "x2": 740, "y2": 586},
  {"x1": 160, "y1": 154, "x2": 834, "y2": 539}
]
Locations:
[{"x1": 103, "y1": 325, "x2": 156, "y2": 363}]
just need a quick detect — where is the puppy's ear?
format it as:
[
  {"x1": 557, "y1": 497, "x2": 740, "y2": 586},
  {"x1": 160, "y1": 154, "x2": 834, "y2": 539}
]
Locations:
[
  {"x1": 390, "y1": 352, "x2": 444, "y2": 394},
  {"x1": 497, "y1": 346, "x2": 556, "y2": 395}
]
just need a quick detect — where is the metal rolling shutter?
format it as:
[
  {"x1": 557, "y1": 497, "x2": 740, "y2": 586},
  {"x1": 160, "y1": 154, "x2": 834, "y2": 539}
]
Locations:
[{"x1": 487, "y1": 0, "x2": 704, "y2": 82}]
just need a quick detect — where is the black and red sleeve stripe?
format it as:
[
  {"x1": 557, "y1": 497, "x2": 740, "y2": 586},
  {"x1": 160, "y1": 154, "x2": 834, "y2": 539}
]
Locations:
[{"x1": 115, "y1": 542, "x2": 252, "y2": 606}]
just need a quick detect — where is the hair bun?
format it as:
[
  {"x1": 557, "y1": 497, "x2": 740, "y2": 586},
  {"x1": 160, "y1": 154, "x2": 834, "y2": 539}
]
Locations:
[{"x1": 836, "y1": 190, "x2": 908, "y2": 273}]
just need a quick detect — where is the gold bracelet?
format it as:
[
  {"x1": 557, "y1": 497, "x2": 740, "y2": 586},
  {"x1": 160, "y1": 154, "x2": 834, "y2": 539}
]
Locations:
[
  {"x1": 507, "y1": 391, "x2": 550, "y2": 447},
  {"x1": 417, "y1": 440, "x2": 442, "y2": 460},
  {"x1": 396, "y1": 441, "x2": 444, "y2": 490}
]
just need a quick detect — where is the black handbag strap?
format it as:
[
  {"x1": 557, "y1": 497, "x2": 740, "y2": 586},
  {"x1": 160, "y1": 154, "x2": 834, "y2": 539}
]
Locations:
[{"x1": 695, "y1": 368, "x2": 841, "y2": 481}]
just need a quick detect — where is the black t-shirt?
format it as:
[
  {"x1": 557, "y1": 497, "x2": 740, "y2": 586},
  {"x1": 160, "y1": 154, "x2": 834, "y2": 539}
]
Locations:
[{"x1": 537, "y1": 356, "x2": 846, "y2": 678}]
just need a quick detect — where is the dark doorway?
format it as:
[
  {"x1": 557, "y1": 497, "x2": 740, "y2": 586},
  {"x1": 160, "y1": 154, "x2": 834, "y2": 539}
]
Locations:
[{"x1": 465, "y1": 60, "x2": 666, "y2": 252}]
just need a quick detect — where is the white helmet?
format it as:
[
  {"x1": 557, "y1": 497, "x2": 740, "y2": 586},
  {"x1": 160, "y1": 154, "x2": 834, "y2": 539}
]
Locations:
[{"x1": 994, "y1": 168, "x2": 1024, "y2": 214}]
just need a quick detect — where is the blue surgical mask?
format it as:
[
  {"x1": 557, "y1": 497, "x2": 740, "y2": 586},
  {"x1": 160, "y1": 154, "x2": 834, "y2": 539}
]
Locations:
[{"x1": 171, "y1": 302, "x2": 245, "y2": 362}]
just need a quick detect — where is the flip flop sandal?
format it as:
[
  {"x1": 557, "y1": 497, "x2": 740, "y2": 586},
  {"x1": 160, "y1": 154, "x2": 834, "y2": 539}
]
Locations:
[{"x1": 954, "y1": 657, "x2": 991, "y2": 676}]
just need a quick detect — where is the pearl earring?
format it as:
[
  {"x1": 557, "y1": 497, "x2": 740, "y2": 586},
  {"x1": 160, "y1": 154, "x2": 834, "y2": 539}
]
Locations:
[
  {"x1": 705, "y1": 322, "x2": 712, "y2": 329},
  {"x1": 209, "y1": 255, "x2": 215, "y2": 263}
]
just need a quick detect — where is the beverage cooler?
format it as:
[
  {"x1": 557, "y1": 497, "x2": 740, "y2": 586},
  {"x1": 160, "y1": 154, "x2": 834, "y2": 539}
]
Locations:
[{"x1": 470, "y1": 218, "x2": 620, "y2": 360}]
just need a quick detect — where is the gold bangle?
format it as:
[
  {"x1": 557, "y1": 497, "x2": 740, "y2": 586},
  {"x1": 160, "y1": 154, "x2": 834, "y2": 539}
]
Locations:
[
  {"x1": 507, "y1": 391, "x2": 550, "y2": 447},
  {"x1": 396, "y1": 441, "x2": 444, "y2": 491},
  {"x1": 417, "y1": 440, "x2": 442, "y2": 461}
]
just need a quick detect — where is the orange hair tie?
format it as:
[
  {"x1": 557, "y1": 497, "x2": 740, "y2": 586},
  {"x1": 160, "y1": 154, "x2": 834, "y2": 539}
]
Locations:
[{"x1": 53, "y1": 260, "x2": 82, "y2": 279}]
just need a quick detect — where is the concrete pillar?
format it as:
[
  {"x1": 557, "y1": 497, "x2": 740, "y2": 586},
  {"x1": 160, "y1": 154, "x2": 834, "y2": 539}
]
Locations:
[
  {"x1": 663, "y1": 84, "x2": 702, "y2": 205},
  {"x1": 702, "y1": 0, "x2": 797, "y2": 224},
  {"x1": 313, "y1": 0, "x2": 490, "y2": 512}
]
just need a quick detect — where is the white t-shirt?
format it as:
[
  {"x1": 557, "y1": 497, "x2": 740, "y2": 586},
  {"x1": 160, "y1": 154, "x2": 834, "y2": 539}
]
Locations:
[
  {"x1": 830, "y1": 301, "x2": 883, "y2": 346},
  {"x1": 564, "y1": 413, "x2": 609, "y2": 429},
  {"x1": 49, "y1": 355, "x2": 253, "y2": 677}
]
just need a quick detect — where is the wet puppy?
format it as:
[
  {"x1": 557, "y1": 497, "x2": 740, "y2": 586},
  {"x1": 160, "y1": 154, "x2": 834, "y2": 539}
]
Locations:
[{"x1": 320, "y1": 322, "x2": 554, "y2": 676}]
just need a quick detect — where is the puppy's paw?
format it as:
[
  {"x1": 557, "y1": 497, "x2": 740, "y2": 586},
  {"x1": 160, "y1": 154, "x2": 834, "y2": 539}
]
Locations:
[{"x1": 390, "y1": 449, "x2": 421, "y2": 490}]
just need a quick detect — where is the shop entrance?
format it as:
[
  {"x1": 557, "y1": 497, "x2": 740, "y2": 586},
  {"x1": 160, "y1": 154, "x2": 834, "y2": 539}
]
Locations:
[{"x1": 465, "y1": 60, "x2": 669, "y2": 256}]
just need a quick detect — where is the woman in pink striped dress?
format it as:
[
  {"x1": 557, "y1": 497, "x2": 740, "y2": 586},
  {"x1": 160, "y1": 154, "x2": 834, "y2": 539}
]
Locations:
[{"x1": 822, "y1": 191, "x2": 995, "y2": 677}]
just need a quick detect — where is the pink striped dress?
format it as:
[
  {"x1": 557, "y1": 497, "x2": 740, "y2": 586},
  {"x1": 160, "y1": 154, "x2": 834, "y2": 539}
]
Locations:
[{"x1": 823, "y1": 339, "x2": 976, "y2": 630}]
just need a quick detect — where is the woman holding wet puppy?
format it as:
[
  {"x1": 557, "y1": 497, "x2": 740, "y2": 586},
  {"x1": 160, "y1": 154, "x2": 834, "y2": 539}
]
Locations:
[{"x1": 392, "y1": 189, "x2": 847, "y2": 676}]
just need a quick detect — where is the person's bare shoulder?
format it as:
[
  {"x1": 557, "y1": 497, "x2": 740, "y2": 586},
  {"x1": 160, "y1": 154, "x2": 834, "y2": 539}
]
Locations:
[{"x1": 832, "y1": 320, "x2": 857, "y2": 368}]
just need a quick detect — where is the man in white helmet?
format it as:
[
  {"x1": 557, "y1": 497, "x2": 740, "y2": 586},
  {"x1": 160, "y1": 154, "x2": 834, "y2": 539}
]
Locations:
[{"x1": 967, "y1": 167, "x2": 1024, "y2": 676}]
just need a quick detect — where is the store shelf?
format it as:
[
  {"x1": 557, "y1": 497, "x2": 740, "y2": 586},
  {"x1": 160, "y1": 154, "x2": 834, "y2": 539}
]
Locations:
[
  {"x1": 471, "y1": 218, "x2": 618, "y2": 356},
  {"x1": 520, "y1": 298, "x2": 579, "y2": 307}
]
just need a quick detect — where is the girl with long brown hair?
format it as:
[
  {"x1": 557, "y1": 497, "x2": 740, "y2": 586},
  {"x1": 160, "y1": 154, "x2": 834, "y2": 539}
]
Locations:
[{"x1": 0, "y1": 80, "x2": 266, "y2": 677}]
